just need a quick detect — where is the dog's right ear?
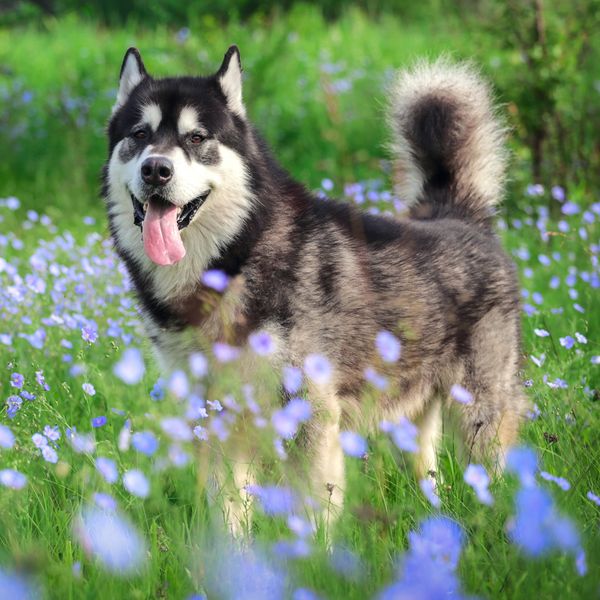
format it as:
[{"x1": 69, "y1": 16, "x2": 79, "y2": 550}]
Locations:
[{"x1": 114, "y1": 48, "x2": 148, "y2": 112}]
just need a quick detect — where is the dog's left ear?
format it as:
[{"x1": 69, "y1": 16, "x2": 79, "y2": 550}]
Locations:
[
  {"x1": 217, "y1": 45, "x2": 245, "y2": 117},
  {"x1": 114, "y1": 48, "x2": 148, "y2": 112}
]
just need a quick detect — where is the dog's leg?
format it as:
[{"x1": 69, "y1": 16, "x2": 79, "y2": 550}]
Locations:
[
  {"x1": 301, "y1": 389, "x2": 345, "y2": 532},
  {"x1": 414, "y1": 398, "x2": 442, "y2": 481}
]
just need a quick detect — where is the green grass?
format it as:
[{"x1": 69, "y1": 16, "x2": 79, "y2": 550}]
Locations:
[{"x1": 0, "y1": 8, "x2": 599, "y2": 600}]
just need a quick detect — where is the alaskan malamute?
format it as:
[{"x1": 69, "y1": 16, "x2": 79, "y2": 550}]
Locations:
[{"x1": 104, "y1": 46, "x2": 526, "y2": 530}]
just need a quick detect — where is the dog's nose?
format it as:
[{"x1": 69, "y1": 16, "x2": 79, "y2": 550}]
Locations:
[{"x1": 141, "y1": 156, "x2": 173, "y2": 186}]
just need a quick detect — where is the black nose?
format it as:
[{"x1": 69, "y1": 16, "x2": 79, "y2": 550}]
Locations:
[{"x1": 141, "y1": 156, "x2": 173, "y2": 186}]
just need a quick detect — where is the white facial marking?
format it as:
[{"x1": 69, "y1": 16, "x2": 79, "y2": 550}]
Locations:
[
  {"x1": 141, "y1": 103, "x2": 162, "y2": 132},
  {"x1": 178, "y1": 106, "x2": 199, "y2": 136}
]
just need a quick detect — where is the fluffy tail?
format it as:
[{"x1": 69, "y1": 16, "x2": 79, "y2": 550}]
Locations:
[{"x1": 388, "y1": 58, "x2": 507, "y2": 223}]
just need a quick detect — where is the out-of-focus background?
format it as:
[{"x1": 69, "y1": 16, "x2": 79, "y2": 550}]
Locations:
[{"x1": 1, "y1": 0, "x2": 599, "y2": 219}]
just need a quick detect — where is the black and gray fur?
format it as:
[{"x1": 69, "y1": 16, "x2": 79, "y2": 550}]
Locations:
[{"x1": 104, "y1": 47, "x2": 527, "y2": 531}]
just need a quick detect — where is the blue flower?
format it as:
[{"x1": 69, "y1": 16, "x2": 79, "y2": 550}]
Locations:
[
  {"x1": 201, "y1": 269, "x2": 228, "y2": 292},
  {"x1": 96, "y1": 457, "x2": 118, "y2": 484},
  {"x1": 81, "y1": 325, "x2": 98, "y2": 343},
  {"x1": 168, "y1": 370, "x2": 189, "y2": 398},
  {"x1": 533, "y1": 328, "x2": 550, "y2": 337},
  {"x1": 506, "y1": 446, "x2": 538, "y2": 487},
  {"x1": 161, "y1": 417, "x2": 193, "y2": 442},
  {"x1": 0, "y1": 468, "x2": 27, "y2": 489},
  {"x1": 213, "y1": 342, "x2": 241, "y2": 363},
  {"x1": 450, "y1": 384, "x2": 473, "y2": 404},
  {"x1": 92, "y1": 416, "x2": 107, "y2": 428},
  {"x1": 559, "y1": 336, "x2": 575, "y2": 349},
  {"x1": 123, "y1": 469, "x2": 150, "y2": 498},
  {"x1": 282, "y1": 365, "x2": 303, "y2": 394},
  {"x1": 42, "y1": 445, "x2": 58, "y2": 464},
  {"x1": 464, "y1": 464, "x2": 493, "y2": 505},
  {"x1": 35, "y1": 370, "x2": 50, "y2": 391},
  {"x1": 561, "y1": 201, "x2": 579, "y2": 215},
  {"x1": 304, "y1": 354, "x2": 332, "y2": 384},
  {"x1": 0, "y1": 424, "x2": 15, "y2": 449},
  {"x1": 189, "y1": 352, "x2": 208, "y2": 378},
  {"x1": 419, "y1": 478, "x2": 440, "y2": 508},
  {"x1": 246, "y1": 484, "x2": 297, "y2": 515},
  {"x1": 339, "y1": 431, "x2": 367, "y2": 457},
  {"x1": 132, "y1": 431, "x2": 159, "y2": 456},
  {"x1": 383, "y1": 417, "x2": 419, "y2": 453},
  {"x1": 375, "y1": 330, "x2": 401, "y2": 362},
  {"x1": 82, "y1": 382, "x2": 96, "y2": 396},
  {"x1": 10, "y1": 372, "x2": 24, "y2": 389},
  {"x1": 0, "y1": 568, "x2": 39, "y2": 599},
  {"x1": 74, "y1": 505, "x2": 147, "y2": 574},
  {"x1": 586, "y1": 491, "x2": 600, "y2": 506},
  {"x1": 113, "y1": 347, "x2": 145, "y2": 384},
  {"x1": 540, "y1": 471, "x2": 570, "y2": 491},
  {"x1": 248, "y1": 330, "x2": 277, "y2": 356}
]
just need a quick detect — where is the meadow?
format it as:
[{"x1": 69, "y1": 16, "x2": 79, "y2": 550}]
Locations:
[{"x1": 0, "y1": 7, "x2": 599, "y2": 599}]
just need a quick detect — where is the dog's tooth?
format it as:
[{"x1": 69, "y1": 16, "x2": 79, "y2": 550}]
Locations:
[{"x1": 143, "y1": 202, "x2": 148, "y2": 211}]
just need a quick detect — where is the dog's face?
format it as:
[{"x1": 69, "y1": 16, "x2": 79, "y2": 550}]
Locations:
[{"x1": 106, "y1": 47, "x2": 252, "y2": 267}]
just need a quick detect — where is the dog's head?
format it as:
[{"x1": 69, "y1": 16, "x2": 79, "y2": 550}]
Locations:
[{"x1": 106, "y1": 46, "x2": 253, "y2": 267}]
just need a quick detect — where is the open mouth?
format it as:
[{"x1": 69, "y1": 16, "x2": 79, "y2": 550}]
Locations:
[
  {"x1": 129, "y1": 190, "x2": 210, "y2": 266},
  {"x1": 130, "y1": 190, "x2": 211, "y2": 231}
]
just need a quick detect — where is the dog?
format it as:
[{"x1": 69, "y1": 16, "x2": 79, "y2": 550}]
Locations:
[{"x1": 104, "y1": 46, "x2": 527, "y2": 531}]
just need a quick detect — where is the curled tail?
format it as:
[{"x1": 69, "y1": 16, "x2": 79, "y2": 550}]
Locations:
[{"x1": 388, "y1": 58, "x2": 508, "y2": 223}]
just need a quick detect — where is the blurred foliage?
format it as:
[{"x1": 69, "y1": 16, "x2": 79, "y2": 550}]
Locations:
[
  {"x1": 0, "y1": 2, "x2": 598, "y2": 215},
  {"x1": 471, "y1": 0, "x2": 600, "y2": 200}
]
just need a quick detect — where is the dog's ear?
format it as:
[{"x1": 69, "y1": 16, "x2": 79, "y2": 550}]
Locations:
[
  {"x1": 217, "y1": 45, "x2": 245, "y2": 117},
  {"x1": 114, "y1": 48, "x2": 148, "y2": 111}
]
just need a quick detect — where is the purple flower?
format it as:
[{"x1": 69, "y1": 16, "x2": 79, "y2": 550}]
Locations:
[
  {"x1": 0, "y1": 424, "x2": 15, "y2": 449},
  {"x1": 92, "y1": 416, "x2": 107, "y2": 428},
  {"x1": 201, "y1": 269, "x2": 228, "y2": 292},
  {"x1": 534, "y1": 328, "x2": 549, "y2": 337},
  {"x1": 0, "y1": 568, "x2": 39, "y2": 599},
  {"x1": 450, "y1": 384, "x2": 473, "y2": 404},
  {"x1": 419, "y1": 478, "x2": 441, "y2": 508},
  {"x1": 559, "y1": 336, "x2": 575, "y2": 349},
  {"x1": 464, "y1": 464, "x2": 493, "y2": 505},
  {"x1": 123, "y1": 469, "x2": 150, "y2": 498},
  {"x1": 213, "y1": 342, "x2": 241, "y2": 363},
  {"x1": 551, "y1": 185, "x2": 565, "y2": 202},
  {"x1": 248, "y1": 330, "x2": 277, "y2": 356},
  {"x1": 586, "y1": 491, "x2": 600, "y2": 506},
  {"x1": 193, "y1": 425, "x2": 208, "y2": 441},
  {"x1": 321, "y1": 178, "x2": 334, "y2": 191},
  {"x1": 282, "y1": 365, "x2": 303, "y2": 394},
  {"x1": 42, "y1": 445, "x2": 58, "y2": 464},
  {"x1": 246, "y1": 485, "x2": 297, "y2": 515},
  {"x1": 561, "y1": 201, "x2": 579, "y2": 215},
  {"x1": 339, "y1": 431, "x2": 367, "y2": 457},
  {"x1": 526, "y1": 183, "x2": 544, "y2": 197},
  {"x1": 364, "y1": 367, "x2": 388, "y2": 390},
  {"x1": 6, "y1": 395, "x2": 22, "y2": 419},
  {"x1": 132, "y1": 431, "x2": 159, "y2": 456},
  {"x1": 74, "y1": 505, "x2": 147, "y2": 574},
  {"x1": 10, "y1": 372, "x2": 24, "y2": 389},
  {"x1": 32, "y1": 433, "x2": 48, "y2": 448},
  {"x1": 150, "y1": 379, "x2": 165, "y2": 401},
  {"x1": 575, "y1": 332, "x2": 587, "y2": 344},
  {"x1": 82, "y1": 382, "x2": 96, "y2": 396},
  {"x1": 0, "y1": 468, "x2": 27, "y2": 489},
  {"x1": 304, "y1": 354, "x2": 332, "y2": 384},
  {"x1": 96, "y1": 457, "x2": 118, "y2": 484},
  {"x1": 113, "y1": 348, "x2": 145, "y2": 385},
  {"x1": 93, "y1": 492, "x2": 118, "y2": 511},
  {"x1": 81, "y1": 325, "x2": 98, "y2": 343},
  {"x1": 376, "y1": 331, "x2": 401, "y2": 362},
  {"x1": 506, "y1": 446, "x2": 537, "y2": 487},
  {"x1": 189, "y1": 352, "x2": 208, "y2": 378},
  {"x1": 540, "y1": 471, "x2": 570, "y2": 491},
  {"x1": 168, "y1": 370, "x2": 189, "y2": 398},
  {"x1": 35, "y1": 370, "x2": 50, "y2": 391},
  {"x1": 161, "y1": 417, "x2": 193, "y2": 442},
  {"x1": 387, "y1": 417, "x2": 419, "y2": 453}
]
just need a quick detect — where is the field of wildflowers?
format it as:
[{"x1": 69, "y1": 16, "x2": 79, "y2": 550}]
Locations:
[{"x1": 0, "y1": 8, "x2": 599, "y2": 600}]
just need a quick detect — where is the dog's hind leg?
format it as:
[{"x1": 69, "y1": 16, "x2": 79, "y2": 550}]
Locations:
[{"x1": 453, "y1": 309, "x2": 527, "y2": 473}]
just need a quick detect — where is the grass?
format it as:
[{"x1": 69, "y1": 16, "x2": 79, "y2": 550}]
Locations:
[{"x1": 0, "y1": 8, "x2": 599, "y2": 600}]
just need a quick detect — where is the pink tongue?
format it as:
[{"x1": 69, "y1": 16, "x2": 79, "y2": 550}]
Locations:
[{"x1": 142, "y1": 201, "x2": 186, "y2": 266}]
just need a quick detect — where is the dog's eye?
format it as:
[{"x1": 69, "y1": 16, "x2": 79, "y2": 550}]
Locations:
[
  {"x1": 190, "y1": 133, "x2": 204, "y2": 144},
  {"x1": 133, "y1": 129, "x2": 147, "y2": 140}
]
